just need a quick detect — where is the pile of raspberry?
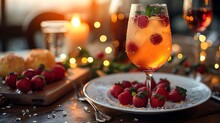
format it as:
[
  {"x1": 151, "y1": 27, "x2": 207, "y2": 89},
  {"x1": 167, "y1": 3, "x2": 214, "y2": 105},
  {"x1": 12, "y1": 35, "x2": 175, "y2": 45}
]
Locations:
[{"x1": 109, "y1": 78, "x2": 187, "y2": 108}]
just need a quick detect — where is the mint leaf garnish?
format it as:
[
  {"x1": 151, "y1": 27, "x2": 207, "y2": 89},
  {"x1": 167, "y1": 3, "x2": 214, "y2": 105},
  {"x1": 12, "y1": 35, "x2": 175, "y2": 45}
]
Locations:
[
  {"x1": 145, "y1": 5, "x2": 152, "y2": 17},
  {"x1": 135, "y1": 11, "x2": 145, "y2": 15},
  {"x1": 145, "y1": 5, "x2": 162, "y2": 17}
]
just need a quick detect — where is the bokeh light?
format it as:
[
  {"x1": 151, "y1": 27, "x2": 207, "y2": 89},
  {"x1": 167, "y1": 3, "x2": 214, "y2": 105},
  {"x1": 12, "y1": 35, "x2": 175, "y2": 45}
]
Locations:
[
  {"x1": 87, "y1": 57, "x2": 94, "y2": 63},
  {"x1": 200, "y1": 51, "x2": 206, "y2": 62},
  {"x1": 69, "y1": 58, "x2": 76, "y2": 64},
  {"x1": 118, "y1": 13, "x2": 125, "y2": 20},
  {"x1": 81, "y1": 57, "x2": 88, "y2": 64},
  {"x1": 199, "y1": 34, "x2": 206, "y2": 42},
  {"x1": 100, "y1": 35, "x2": 107, "y2": 42},
  {"x1": 103, "y1": 60, "x2": 110, "y2": 66},
  {"x1": 214, "y1": 63, "x2": 219, "y2": 69},
  {"x1": 177, "y1": 53, "x2": 183, "y2": 59},
  {"x1": 94, "y1": 21, "x2": 101, "y2": 28},
  {"x1": 105, "y1": 47, "x2": 112, "y2": 54},
  {"x1": 201, "y1": 42, "x2": 209, "y2": 50}
]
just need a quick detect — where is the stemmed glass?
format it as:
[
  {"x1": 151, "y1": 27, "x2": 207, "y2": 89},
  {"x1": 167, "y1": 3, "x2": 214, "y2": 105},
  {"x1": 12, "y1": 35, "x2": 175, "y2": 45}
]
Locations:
[
  {"x1": 183, "y1": 0, "x2": 212, "y2": 63},
  {"x1": 126, "y1": 4, "x2": 172, "y2": 95}
]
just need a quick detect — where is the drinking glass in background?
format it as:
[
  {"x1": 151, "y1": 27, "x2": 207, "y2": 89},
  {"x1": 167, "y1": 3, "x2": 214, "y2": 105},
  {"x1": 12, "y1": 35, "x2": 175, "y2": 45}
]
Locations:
[
  {"x1": 126, "y1": 4, "x2": 172, "y2": 95},
  {"x1": 41, "y1": 21, "x2": 69, "y2": 61},
  {"x1": 183, "y1": 0, "x2": 212, "y2": 63},
  {"x1": 109, "y1": 0, "x2": 139, "y2": 60}
]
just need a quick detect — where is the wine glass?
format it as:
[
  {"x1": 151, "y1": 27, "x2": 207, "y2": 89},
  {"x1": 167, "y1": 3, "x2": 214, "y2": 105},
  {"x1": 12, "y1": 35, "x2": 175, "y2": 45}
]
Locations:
[
  {"x1": 126, "y1": 4, "x2": 172, "y2": 95},
  {"x1": 183, "y1": 0, "x2": 212, "y2": 63}
]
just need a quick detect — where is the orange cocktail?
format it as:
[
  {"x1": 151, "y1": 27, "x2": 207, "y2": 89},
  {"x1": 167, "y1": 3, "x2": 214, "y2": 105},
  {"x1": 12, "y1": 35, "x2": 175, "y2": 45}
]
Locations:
[{"x1": 126, "y1": 5, "x2": 172, "y2": 73}]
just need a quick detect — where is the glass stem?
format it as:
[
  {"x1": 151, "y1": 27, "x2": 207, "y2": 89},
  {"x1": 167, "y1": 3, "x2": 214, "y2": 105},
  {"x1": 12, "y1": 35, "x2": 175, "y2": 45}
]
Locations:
[
  {"x1": 194, "y1": 32, "x2": 201, "y2": 64},
  {"x1": 145, "y1": 73, "x2": 152, "y2": 96}
]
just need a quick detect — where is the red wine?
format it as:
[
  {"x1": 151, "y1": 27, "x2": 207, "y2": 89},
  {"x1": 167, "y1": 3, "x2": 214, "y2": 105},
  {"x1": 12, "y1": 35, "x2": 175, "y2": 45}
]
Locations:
[{"x1": 183, "y1": 8, "x2": 212, "y2": 32}]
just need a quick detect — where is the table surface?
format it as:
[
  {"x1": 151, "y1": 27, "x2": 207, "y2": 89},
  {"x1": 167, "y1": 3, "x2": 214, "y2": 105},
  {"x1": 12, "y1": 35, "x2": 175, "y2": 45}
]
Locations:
[{"x1": 0, "y1": 35, "x2": 220, "y2": 123}]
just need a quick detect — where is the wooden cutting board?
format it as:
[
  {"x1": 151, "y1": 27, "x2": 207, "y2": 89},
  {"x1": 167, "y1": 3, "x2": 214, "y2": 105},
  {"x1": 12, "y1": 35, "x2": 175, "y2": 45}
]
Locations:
[{"x1": 0, "y1": 68, "x2": 90, "y2": 105}]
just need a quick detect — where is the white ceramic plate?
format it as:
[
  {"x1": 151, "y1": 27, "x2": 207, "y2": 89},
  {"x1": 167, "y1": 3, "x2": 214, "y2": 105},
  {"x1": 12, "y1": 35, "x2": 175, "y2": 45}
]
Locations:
[{"x1": 83, "y1": 72, "x2": 211, "y2": 114}]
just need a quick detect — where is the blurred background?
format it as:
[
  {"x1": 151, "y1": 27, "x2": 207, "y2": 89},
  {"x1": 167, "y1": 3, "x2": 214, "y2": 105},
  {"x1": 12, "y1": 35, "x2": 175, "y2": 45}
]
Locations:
[{"x1": 0, "y1": 0, "x2": 220, "y2": 51}]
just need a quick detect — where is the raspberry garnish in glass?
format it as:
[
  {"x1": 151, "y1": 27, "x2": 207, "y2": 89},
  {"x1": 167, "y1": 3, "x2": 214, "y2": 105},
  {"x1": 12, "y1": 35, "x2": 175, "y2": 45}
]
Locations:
[{"x1": 125, "y1": 4, "x2": 172, "y2": 99}]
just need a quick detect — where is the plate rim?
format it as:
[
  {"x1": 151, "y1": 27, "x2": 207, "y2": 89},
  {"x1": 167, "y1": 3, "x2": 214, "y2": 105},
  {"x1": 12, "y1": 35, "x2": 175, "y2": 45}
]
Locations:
[{"x1": 83, "y1": 72, "x2": 212, "y2": 114}]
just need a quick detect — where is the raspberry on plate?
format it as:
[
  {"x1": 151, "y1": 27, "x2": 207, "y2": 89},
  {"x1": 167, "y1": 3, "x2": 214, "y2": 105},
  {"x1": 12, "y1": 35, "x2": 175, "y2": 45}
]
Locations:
[{"x1": 118, "y1": 91, "x2": 133, "y2": 105}]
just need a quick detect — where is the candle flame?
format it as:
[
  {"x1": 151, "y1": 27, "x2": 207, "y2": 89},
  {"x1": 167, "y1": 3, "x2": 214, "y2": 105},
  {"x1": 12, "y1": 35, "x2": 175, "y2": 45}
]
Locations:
[{"x1": 71, "y1": 15, "x2": 81, "y2": 27}]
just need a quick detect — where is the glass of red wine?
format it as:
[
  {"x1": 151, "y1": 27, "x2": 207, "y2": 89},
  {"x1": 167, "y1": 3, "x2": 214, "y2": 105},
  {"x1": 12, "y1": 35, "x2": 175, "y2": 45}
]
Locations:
[{"x1": 183, "y1": 0, "x2": 212, "y2": 63}]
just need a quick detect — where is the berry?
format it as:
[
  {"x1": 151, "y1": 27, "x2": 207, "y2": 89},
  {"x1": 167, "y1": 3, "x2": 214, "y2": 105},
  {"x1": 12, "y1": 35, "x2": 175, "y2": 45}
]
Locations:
[
  {"x1": 131, "y1": 81, "x2": 138, "y2": 85},
  {"x1": 155, "y1": 87, "x2": 169, "y2": 99},
  {"x1": 22, "y1": 69, "x2": 37, "y2": 79},
  {"x1": 150, "y1": 33, "x2": 162, "y2": 45},
  {"x1": 96, "y1": 52, "x2": 105, "y2": 59},
  {"x1": 110, "y1": 83, "x2": 124, "y2": 98},
  {"x1": 155, "y1": 79, "x2": 171, "y2": 92},
  {"x1": 134, "y1": 15, "x2": 149, "y2": 29},
  {"x1": 157, "y1": 78, "x2": 170, "y2": 86},
  {"x1": 157, "y1": 15, "x2": 169, "y2": 27},
  {"x1": 127, "y1": 42, "x2": 138, "y2": 53},
  {"x1": 35, "y1": 64, "x2": 45, "y2": 75},
  {"x1": 183, "y1": 61, "x2": 191, "y2": 68},
  {"x1": 118, "y1": 91, "x2": 133, "y2": 105},
  {"x1": 16, "y1": 77, "x2": 32, "y2": 93},
  {"x1": 52, "y1": 64, "x2": 66, "y2": 81},
  {"x1": 124, "y1": 87, "x2": 137, "y2": 93},
  {"x1": 133, "y1": 92, "x2": 148, "y2": 108},
  {"x1": 121, "y1": 80, "x2": 132, "y2": 88},
  {"x1": 5, "y1": 72, "x2": 18, "y2": 89},
  {"x1": 133, "y1": 83, "x2": 145, "y2": 89},
  {"x1": 169, "y1": 86, "x2": 187, "y2": 102},
  {"x1": 155, "y1": 83, "x2": 170, "y2": 92},
  {"x1": 196, "y1": 64, "x2": 207, "y2": 74},
  {"x1": 41, "y1": 70, "x2": 55, "y2": 84},
  {"x1": 137, "y1": 87, "x2": 147, "y2": 93},
  {"x1": 150, "y1": 93, "x2": 165, "y2": 108},
  {"x1": 31, "y1": 75, "x2": 46, "y2": 91}
]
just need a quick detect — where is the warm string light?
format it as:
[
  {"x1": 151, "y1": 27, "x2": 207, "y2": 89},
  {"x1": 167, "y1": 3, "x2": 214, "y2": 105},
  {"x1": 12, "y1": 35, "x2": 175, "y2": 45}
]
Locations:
[
  {"x1": 103, "y1": 60, "x2": 110, "y2": 66},
  {"x1": 69, "y1": 58, "x2": 77, "y2": 69},
  {"x1": 60, "y1": 54, "x2": 67, "y2": 61},
  {"x1": 100, "y1": 35, "x2": 107, "y2": 42},
  {"x1": 177, "y1": 53, "x2": 183, "y2": 59},
  {"x1": 214, "y1": 63, "x2": 219, "y2": 69},
  {"x1": 199, "y1": 34, "x2": 206, "y2": 42},
  {"x1": 200, "y1": 51, "x2": 206, "y2": 62},
  {"x1": 94, "y1": 21, "x2": 101, "y2": 28}
]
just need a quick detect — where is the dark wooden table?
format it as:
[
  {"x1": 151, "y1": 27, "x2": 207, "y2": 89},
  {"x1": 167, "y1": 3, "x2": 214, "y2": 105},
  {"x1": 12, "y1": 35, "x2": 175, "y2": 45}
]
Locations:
[
  {"x1": 0, "y1": 84, "x2": 220, "y2": 123},
  {"x1": 0, "y1": 35, "x2": 220, "y2": 123}
]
